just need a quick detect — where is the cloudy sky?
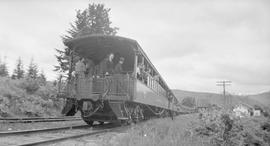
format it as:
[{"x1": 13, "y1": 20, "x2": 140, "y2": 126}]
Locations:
[{"x1": 0, "y1": 0, "x2": 269, "y2": 94}]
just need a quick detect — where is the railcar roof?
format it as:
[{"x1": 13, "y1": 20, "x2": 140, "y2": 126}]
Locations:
[
  {"x1": 64, "y1": 35, "x2": 138, "y2": 48},
  {"x1": 64, "y1": 35, "x2": 138, "y2": 71},
  {"x1": 64, "y1": 35, "x2": 177, "y2": 101}
]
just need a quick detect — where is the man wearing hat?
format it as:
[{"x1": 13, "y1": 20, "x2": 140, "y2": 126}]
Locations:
[
  {"x1": 114, "y1": 57, "x2": 125, "y2": 94},
  {"x1": 114, "y1": 57, "x2": 125, "y2": 74}
]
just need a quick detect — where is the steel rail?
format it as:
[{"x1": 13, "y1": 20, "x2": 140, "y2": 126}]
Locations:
[
  {"x1": 17, "y1": 127, "x2": 119, "y2": 146},
  {"x1": 0, "y1": 124, "x2": 90, "y2": 136},
  {"x1": 0, "y1": 116, "x2": 80, "y2": 120},
  {"x1": 0, "y1": 117, "x2": 81, "y2": 123},
  {"x1": 1, "y1": 118, "x2": 82, "y2": 123}
]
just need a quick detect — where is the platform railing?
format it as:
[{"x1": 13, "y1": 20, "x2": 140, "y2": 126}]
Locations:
[
  {"x1": 92, "y1": 75, "x2": 134, "y2": 97},
  {"x1": 57, "y1": 74, "x2": 134, "y2": 99}
]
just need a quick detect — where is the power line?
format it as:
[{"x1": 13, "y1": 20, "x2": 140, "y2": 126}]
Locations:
[{"x1": 216, "y1": 80, "x2": 232, "y2": 110}]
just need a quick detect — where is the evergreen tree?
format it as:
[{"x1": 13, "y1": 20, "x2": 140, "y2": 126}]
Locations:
[
  {"x1": 54, "y1": 3, "x2": 118, "y2": 76},
  {"x1": 0, "y1": 58, "x2": 9, "y2": 77},
  {"x1": 27, "y1": 58, "x2": 38, "y2": 79},
  {"x1": 37, "y1": 70, "x2": 47, "y2": 85},
  {"x1": 12, "y1": 57, "x2": 24, "y2": 79}
]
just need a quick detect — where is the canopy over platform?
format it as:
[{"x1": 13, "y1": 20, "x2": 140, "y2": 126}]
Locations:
[{"x1": 64, "y1": 35, "x2": 138, "y2": 71}]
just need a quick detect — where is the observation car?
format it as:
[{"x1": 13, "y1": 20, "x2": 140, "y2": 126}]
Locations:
[{"x1": 58, "y1": 35, "x2": 180, "y2": 125}]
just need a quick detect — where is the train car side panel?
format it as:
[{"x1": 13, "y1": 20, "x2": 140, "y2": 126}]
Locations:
[{"x1": 134, "y1": 80, "x2": 169, "y2": 110}]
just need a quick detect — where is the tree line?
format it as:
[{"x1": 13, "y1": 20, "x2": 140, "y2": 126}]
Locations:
[{"x1": 0, "y1": 57, "x2": 46, "y2": 83}]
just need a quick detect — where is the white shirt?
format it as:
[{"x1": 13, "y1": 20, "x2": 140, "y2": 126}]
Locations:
[{"x1": 75, "y1": 60, "x2": 86, "y2": 73}]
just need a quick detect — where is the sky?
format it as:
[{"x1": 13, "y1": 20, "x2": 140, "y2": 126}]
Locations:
[{"x1": 0, "y1": 0, "x2": 269, "y2": 94}]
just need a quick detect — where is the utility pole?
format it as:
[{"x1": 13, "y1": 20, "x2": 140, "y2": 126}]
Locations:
[{"x1": 216, "y1": 81, "x2": 232, "y2": 110}]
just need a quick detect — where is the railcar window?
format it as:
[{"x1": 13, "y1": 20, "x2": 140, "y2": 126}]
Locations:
[{"x1": 136, "y1": 54, "x2": 169, "y2": 97}]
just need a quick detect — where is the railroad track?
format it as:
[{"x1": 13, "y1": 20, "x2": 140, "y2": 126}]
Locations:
[
  {"x1": 18, "y1": 129, "x2": 114, "y2": 146},
  {"x1": 0, "y1": 116, "x2": 81, "y2": 123},
  {"x1": 0, "y1": 124, "x2": 90, "y2": 136},
  {"x1": 0, "y1": 123, "x2": 122, "y2": 146}
]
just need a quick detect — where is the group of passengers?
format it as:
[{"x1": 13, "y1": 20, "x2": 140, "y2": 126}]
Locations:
[
  {"x1": 136, "y1": 60, "x2": 159, "y2": 86},
  {"x1": 72, "y1": 52, "x2": 168, "y2": 97},
  {"x1": 136, "y1": 56, "x2": 168, "y2": 97},
  {"x1": 73, "y1": 53, "x2": 125, "y2": 79}
]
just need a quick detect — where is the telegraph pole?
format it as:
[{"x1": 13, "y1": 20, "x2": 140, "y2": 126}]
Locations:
[{"x1": 216, "y1": 81, "x2": 232, "y2": 110}]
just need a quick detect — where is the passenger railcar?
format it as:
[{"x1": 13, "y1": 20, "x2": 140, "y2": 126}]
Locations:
[{"x1": 58, "y1": 35, "x2": 180, "y2": 125}]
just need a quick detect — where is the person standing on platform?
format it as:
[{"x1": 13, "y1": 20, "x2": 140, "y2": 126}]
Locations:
[
  {"x1": 74, "y1": 57, "x2": 86, "y2": 97},
  {"x1": 99, "y1": 53, "x2": 114, "y2": 76},
  {"x1": 114, "y1": 57, "x2": 125, "y2": 94},
  {"x1": 85, "y1": 58, "x2": 95, "y2": 78},
  {"x1": 106, "y1": 53, "x2": 114, "y2": 75},
  {"x1": 114, "y1": 57, "x2": 124, "y2": 74},
  {"x1": 75, "y1": 57, "x2": 86, "y2": 78}
]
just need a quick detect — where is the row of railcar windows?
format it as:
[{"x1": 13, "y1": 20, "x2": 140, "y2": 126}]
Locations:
[{"x1": 136, "y1": 54, "x2": 168, "y2": 97}]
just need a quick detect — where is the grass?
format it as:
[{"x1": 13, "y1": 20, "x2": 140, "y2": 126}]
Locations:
[
  {"x1": 107, "y1": 108, "x2": 270, "y2": 146},
  {"x1": 109, "y1": 114, "x2": 209, "y2": 146}
]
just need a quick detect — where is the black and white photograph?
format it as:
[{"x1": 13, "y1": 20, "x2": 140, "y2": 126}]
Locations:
[{"x1": 0, "y1": 0, "x2": 269, "y2": 145}]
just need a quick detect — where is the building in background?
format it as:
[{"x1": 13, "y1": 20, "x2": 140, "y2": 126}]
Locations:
[{"x1": 233, "y1": 104, "x2": 251, "y2": 118}]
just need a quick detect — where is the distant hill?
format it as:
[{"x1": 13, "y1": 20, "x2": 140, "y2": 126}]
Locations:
[
  {"x1": 246, "y1": 91, "x2": 270, "y2": 107},
  {"x1": 172, "y1": 89, "x2": 267, "y2": 108}
]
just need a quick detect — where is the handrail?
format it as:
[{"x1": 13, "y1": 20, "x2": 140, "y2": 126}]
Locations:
[
  {"x1": 59, "y1": 75, "x2": 134, "y2": 100},
  {"x1": 92, "y1": 75, "x2": 133, "y2": 96},
  {"x1": 145, "y1": 105, "x2": 165, "y2": 116},
  {"x1": 82, "y1": 78, "x2": 111, "y2": 117},
  {"x1": 82, "y1": 105, "x2": 101, "y2": 117}
]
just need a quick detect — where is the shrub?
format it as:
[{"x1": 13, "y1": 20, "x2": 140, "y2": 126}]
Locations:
[
  {"x1": 20, "y1": 78, "x2": 40, "y2": 94},
  {"x1": 0, "y1": 96, "x2": 12, "y2": 117},
  {"x1": 194, "y1": 109, "x2": 270, "y2": 146},
  {"x1": 0, "y1": 77, "x2": 63, "y2": 117},
  {"x1": 182, "y1": 97, "x2": 196, "y2": 108}
]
